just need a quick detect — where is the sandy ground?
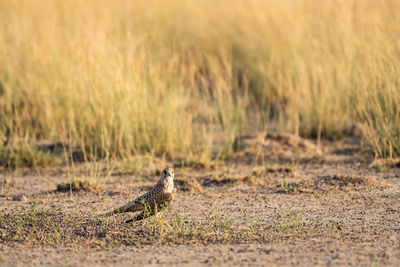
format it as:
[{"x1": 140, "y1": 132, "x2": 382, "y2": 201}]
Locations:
[{"x1": 0, "y1": 134, "x2": 399, "y2": 266}]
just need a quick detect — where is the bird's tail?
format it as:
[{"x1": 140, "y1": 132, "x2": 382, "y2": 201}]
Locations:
[
  {"x1": 104, "y1": 205, "x2": 127, "y2": 217},
  {"x1": 125, "y1": 209, "x2": 156, "y2": 223},
  {"x1": 104, "y1": 209, "x2": 119, "y2": 217},
  {"x1": 104, "y1": 200, "x2": 142, "y2": 216}
]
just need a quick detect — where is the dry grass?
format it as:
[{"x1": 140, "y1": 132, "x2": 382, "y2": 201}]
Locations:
[{"x1": 0, "y1": 0, "x2": 399, "y2": 165}]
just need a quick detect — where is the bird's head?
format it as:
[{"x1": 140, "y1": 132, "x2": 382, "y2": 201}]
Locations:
[
  {"x1": 160, "y1": 167, "x2": 174, "y2": 193},
  {"x1": 161, "y1": 167, "x2": 174, "y2": 182}
]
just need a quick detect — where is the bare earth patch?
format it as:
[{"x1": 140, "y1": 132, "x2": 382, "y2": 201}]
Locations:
[{"x1": 0, "y1": 135, "x2": 399, "y2": 266}]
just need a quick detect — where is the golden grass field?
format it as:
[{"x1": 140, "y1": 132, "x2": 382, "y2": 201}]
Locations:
[{"x1": 0, "y1": 0, "x2": 399, "y2": 167}]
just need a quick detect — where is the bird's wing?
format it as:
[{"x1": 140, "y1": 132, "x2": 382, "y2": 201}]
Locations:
[
  {"x1": 125, "y1": 192, "x2": 174, "y2": 223},
  {"x1": 154, "y1": 191, "x2": 174, "y2": 207},
  {"x1": 145, "y1": 191, "x2": 174, "y2": 211},
  {"x1": 105, "y1": 188, "x2": 156, "y2": 216}
]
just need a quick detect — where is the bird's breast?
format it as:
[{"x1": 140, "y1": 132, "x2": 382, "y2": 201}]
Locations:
[{"x1": 165, "y1": 180, "x2": 174, "y2": 193}]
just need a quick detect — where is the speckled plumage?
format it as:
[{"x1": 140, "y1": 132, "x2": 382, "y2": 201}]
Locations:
[{"x1": 105, "y1": 167, "x2": 175, "y2": 222}]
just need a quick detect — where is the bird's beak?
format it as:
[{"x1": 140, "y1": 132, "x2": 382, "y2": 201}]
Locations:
[{"x1": 167, "y1": 170, "x2": 173, "y2": 176}]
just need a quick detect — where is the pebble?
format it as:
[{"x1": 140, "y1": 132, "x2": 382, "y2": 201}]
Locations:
[{"x1": 12, "y1": 195, "x2": 28, "y2": 201}]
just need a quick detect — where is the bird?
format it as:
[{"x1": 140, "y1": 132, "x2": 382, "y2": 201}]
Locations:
[{"x1": 105, "y1": 167, "x2": 175, "y2": 223}]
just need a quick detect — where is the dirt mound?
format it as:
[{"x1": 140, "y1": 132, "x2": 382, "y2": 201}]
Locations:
[
  {"x1": 252, "y1": 165, "x2": 295, "y2": 176},
  {"x1": 202, "y1": 174, "x2": 257, "y2": 187},
  {"x1": 56, "y1": 178, "x2": 103, "y2": 192},
  {"x1": 314, "y1": 175, "x2": 384, "y2": 189},
  {"x1": 369, "y1": 158, "x2": 400, "y2": 170},
  {"x1": 233, "y1": 132, "x2": 322, "y2": 160},
  {"x1": 174, "y1": 177, "x2": 204, "y2": 193},
  {"x1": 277, "y1": 175, "x2": 386, "y2": 194}
]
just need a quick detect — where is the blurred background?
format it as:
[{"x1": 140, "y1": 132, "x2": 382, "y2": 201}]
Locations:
[{"x1": 0, "y1": 0, "x2": 399, "y2": 168}]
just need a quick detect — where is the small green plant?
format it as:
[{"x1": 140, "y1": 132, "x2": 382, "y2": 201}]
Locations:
[
  {"x1": 182, "y1": 258, "x2": 191, "y2": 263},
  {"x1": 166, "y1": 211, "x2": 195, "y2": 239},
  {"x1": 264, "y1": 209, "x2": 304, "y2": 241},
  {"x1": 279, "y1": 180, "x2": 301, "y2": 194},
  {"x1": 241, "y1": 210, "x2": 260, "y2": 233},
  {"x1": 370, "y1": 252, "x2": 380, "y2": 267}
]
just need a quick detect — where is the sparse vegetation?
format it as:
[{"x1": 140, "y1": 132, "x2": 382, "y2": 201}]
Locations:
[
  {"x1": 0, "y1": 204, "x2": 344, "y2": 247},
  {"x1": 0, "y1": 0, "x2": 399, "y2": 166},
  {"x1": 0, "y1": 150, "x2": 398, "y2": 265}
]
